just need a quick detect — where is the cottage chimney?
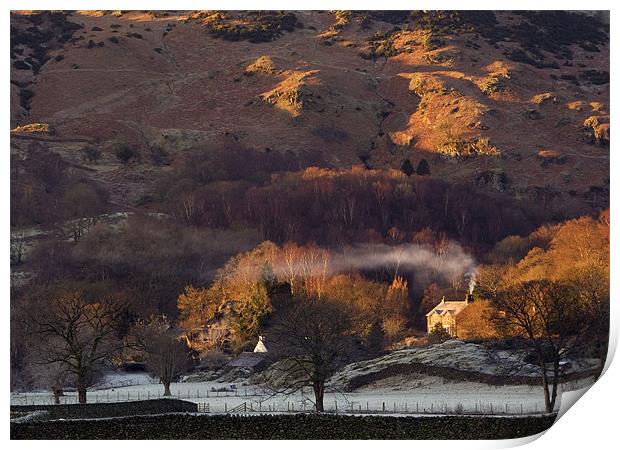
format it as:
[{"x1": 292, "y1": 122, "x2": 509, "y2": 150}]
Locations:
[
  {"x1": 441, "y1": 296, "x2": 445, "y2": 304},
  {"x1": 465, "y1": 293, "x2": 474, "y2": 305}
]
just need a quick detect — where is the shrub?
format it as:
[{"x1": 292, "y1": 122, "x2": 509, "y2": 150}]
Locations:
[
  {"x1": 81, "y1": 147, "x2": 102, "y2": 163},
  {"x1": 11, "y1": 123, "x2": 54, "y2": 134},
  {"x1": 202, "y1": 11, "x2": 298, "y2": 43},
  {"x1": 115, "y1": 145, "x2": 139, "y2": 165},
  {"x1": 537, "y1": 149, "x2": 566, "y2": 165},
  {"x1": 400, "y1": 159, "x2": 414, "y2": 176},
  {"x1": 12, "y1": 60, "x2": 30, "y2": 70},
  {"x1": 427, "y1": 322, "x2": 452, "y2": 344},
  {"x1": 19, "y1": 89, "x2": 34, "y2": 110},
  {"x1": 149, "y1": 146, "x2": 172, "y2": 166},
  {"x1": 438, "y1": 137, "x2": 500, "y2": 158},
  {"x1": 531, "y1": 92, "x2": 556, "y2": 105},
  {"x1": 416, "y1": 159, "x2": 430, "y2": 175},
  {"x1": 244, "y1": 56, "x2": 277, "y2": 76},
  {"x1": 583, "y1": 116, "x2": 610, "y2": 145}
]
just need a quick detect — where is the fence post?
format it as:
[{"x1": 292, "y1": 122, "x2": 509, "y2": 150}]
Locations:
[
  {"x1": 335, "y1": 401, "x2": 337, "y2": 413},
  {"x1": 506, "y1": 403, "x2": 508, "y2": 414},
  {"x1": 367, "y1": 401, "x2": 369, "y2": 412},
  {"x1": 394, "y1": 402, "x2": 396, "y2": 413},
  {"x1": 382, "y1": 402, "x2": 385, "y2": 412},
  {"x1": 431, "y1": 404, "x2": 433, "y2": 413},
  {"x1": 521, "y1": 404, "x2": 523, "y2": 414},
  {"x1": 225, "y1": 403, "x2": 227, "y2": 413}
]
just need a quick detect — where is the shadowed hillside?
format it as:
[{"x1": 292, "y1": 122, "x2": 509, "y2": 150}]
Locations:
[{"x1": 11, "y1": 10, "x2": 609, "y2": 219}]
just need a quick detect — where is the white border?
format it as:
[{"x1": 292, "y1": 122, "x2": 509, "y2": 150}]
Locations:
[{"x1": 3, "y1": 1, "x2": 617, "y2": 448}]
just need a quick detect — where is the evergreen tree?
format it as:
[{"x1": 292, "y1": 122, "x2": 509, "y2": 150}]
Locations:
[
  {"x1": 416, "y1": 159, "x2": 430, "y2": 175},
  {"x1": 400, "y1": 159, "x2": 414, "y2": 176}
]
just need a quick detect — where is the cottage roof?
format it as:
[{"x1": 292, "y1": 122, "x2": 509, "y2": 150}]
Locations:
[
  {"x1": 426, "y1": 300, "x2": 469, "y2": 317},
  {"x1": 228, "y1": 352, "x2": 266, "y2": 368}
]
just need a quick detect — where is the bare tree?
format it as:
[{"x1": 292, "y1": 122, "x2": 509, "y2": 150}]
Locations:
[
  {"x1": 132, "y1": 315, "x2": 192, "y2": 396},
  {"x1": 266, "y1": 295, "x2": 352, "y2": 412},
  {"x1": 62, "y1": 183, "x2": 104, "y2": 241},
  {"x1": 30, "y1": 291, "x2": 123, "y2": 403},
  {"x1": 569, "y1": 265, "x2": 610, "y2": 378},
  {"x1": 10, "y1": 231, "x2": 26, "y2": 265},
  {"x1": 491, "y1": 280, "x2": 587, "y2": 413}
]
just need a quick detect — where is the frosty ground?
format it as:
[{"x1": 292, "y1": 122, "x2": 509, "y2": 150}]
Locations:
[
  {"x1": 11, "y1": 341, "x2": 596, "y2": 415},
  {"x1": 12, "y1": 372, "x2": 592, "y2": 415}
]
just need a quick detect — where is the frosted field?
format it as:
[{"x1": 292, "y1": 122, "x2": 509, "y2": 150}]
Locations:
[{"x1": 10, "y1": 372, "x2": 571, "y2": 415}]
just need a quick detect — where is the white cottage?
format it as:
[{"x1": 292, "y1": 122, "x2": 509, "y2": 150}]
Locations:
[{"x1": 426, "y1": 294, "x2": 473, "y2": 337}]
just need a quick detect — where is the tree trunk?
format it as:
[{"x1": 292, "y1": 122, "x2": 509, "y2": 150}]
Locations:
[
  {"x1": 163, "y1": 379, "x2": 172, "y2": 396},
  {"x1": 313, "y1": 381, "x2": 325, "y2": 413},
  {"x1": 548, "y1": 359, "x2": 560, "y2": 412},
  {"x1": 77, "y1": 384, "x2": 87, "y2": 404},
  {"x1": 53, "y1": 389, "x2": 61, "y2": 405},
  {"x1": 540, "y1": 360, "x2": 552, "y2": 413},
  {"x1": 595, "y1": 332, "x2": 608, "y2": 380}
]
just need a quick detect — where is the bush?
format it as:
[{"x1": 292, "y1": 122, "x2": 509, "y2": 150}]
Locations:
[
  {"x1": 81, "y1": 147, "x2": 102, "y2": 163},
  {"x1": 427, "y1": 322, "x2": 452, "y2": 344},
  {"x1": 115, "y1": 145, "x2": 139, "y2": 165},
  {"x1": 201, "y1": 11, "x2": 299, "y2": 43},
  {"x1": 19, "y1": 89, "x2": 34, "y2": 110},
  {"x1": 11, "y1": 123, "x2": 54, "y2": 134},
  {"x1": 416, "y1": 159, "x2": 430, "y2": 175},
  {"x1": 149, "y1": 146, "x2": 172, "y2": 166},
  {"x1": 400, "y1": 159, "x2": 414, "y2": 177}
]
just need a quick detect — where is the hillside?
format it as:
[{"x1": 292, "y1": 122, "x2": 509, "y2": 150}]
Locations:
[{"x1": 10, "y1": 10, "x2": 609, "y2": 218}]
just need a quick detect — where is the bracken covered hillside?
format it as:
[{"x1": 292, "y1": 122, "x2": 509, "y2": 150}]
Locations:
[{"x1": 10, "y1": 10, "x2": 609, "y2": 218}]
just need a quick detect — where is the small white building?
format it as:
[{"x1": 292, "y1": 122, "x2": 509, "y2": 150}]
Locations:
[{"x1": 253, "y1": 335, "x2": 268, "y2": 353}]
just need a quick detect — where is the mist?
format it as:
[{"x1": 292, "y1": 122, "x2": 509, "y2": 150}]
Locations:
[{"x1": 272, "y1": 242, "x2": 477, "y2": 287}]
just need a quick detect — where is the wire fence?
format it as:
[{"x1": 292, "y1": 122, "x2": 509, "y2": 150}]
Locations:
[
  {"x1": 11, "y1": 386, "x2": 263, "y2": 405},
  {"x1": 10, "y1": 390, "x2": 549, "y2": 416}
]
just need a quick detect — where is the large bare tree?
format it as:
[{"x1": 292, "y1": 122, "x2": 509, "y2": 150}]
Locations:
[
  {"x1": 266, "y1": 295, "x2": 353, "y2": 412},
  {"x1": 30, "y1": 291, "x2": 123, "y2": 403},
  {"x1": 132, "y1": 315, "x2": 192, "y2": 396},
  {"x1": 491, "y1": 280, "x2": 588, "y2": 413}
]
